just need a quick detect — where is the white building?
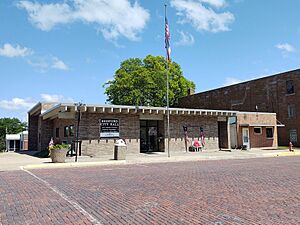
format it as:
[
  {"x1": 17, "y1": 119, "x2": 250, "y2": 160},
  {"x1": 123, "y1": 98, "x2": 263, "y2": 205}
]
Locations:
[{"x1": 5, "y1": 131, "x2": 28, "y2": 151}]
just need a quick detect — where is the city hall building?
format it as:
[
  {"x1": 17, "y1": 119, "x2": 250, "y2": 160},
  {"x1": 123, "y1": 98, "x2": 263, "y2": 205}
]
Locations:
[{"x1": 28, "y1": 102, "x2": 278, "y2": 156}]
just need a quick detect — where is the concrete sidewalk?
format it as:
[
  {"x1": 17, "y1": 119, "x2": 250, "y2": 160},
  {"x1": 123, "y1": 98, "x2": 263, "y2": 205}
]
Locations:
[{"x1": 1, "y1": 148, "x2": 299, "y2": 171}]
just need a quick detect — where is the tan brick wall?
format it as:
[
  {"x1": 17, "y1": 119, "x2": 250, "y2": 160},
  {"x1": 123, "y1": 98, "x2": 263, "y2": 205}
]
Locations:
[
  {"x1": 78, "y1": 113, "x2": 140, "y2": 157},
  {"x1": 45, "y1": 111, "x2": 221, "y2": 156},
  {"x1": 167, "y1": 115, "x2": 219, "y2": 151}
]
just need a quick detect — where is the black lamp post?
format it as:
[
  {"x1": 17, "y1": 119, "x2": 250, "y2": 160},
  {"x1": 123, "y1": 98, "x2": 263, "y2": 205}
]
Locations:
[{"x1": 74, "y1": 102, "x2": 85, "y2": 162}]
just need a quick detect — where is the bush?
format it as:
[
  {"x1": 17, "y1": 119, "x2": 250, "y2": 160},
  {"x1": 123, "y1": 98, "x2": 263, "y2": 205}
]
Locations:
[{"x1": 52, "y1": 144, "x2": 70, "y2": 150}]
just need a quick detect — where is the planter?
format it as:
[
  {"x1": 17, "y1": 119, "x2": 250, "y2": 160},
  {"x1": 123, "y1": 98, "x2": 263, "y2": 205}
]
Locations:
[{"x1": 50, "y1": 148, "x2": 68, "y2": 163}]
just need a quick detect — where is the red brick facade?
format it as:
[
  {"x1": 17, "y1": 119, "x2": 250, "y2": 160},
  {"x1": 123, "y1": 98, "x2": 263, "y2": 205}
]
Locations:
[
  {"x1": 236, "y1": 113, "x2": 278, "y2": 149},
  {"x1": 178, "y1": 69, "x2": 300, "y2": 146}
]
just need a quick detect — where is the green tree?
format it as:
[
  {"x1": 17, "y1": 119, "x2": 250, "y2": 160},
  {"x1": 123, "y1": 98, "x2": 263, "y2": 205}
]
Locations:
[
  {"x1": 0, "y1": 118, "x2": 27, "y2": 151},
  {"x1": 104, "y1": 55, "x2": 195, "y2": 106}
]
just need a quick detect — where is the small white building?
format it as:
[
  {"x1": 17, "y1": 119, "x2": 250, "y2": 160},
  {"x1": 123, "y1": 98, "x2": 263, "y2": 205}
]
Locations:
[{"x1": 5, "y1": 131, "x2": 28, "y2": 151}]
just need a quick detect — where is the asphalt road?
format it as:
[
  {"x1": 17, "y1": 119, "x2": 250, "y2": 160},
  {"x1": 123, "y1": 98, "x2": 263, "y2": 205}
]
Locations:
[{"x1": 1, "y1": 157, "x2": 300, "y2": 224}]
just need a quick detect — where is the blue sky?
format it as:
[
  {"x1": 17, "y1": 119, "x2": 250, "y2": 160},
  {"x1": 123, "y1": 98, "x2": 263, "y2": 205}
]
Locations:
[{"x1": 1, "y1": 0, "x2": 300, "y2": 121}]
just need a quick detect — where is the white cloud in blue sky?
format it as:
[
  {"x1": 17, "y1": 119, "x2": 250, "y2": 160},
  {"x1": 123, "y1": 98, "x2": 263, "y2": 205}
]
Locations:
[
  {"x1": 0, "y1": 42, "x2": 69, "y2": 72},
  {"x1": 17, "y1": 0, "x2": 150, "y2": 41},
  {"x1": 275, "y1": 43, "x2": 296, "y2": 53},
  {"x1": 200, "y1": 0, "x2": 226, "y2": 8},
  {"x1": 170, "y1": 0, "x2": 234, "y2": 33},
  {"x1": 0, "y1": 43, "x2": 33, "y2": 58},
  {"x1": 174, "y1": 31, "x2": 195, "y2": 46}
]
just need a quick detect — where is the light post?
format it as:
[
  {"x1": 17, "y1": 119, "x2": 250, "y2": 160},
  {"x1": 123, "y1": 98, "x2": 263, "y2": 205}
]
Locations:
[{"x1": 74, "y1": 102, "x2": 85, "y2": 162}]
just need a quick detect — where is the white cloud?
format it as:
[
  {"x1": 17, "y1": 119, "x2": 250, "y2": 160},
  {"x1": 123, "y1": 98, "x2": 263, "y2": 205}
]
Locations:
[
  {"x1": 51, "y1": 57, "x2": 69, "y2": 70},
  {"x1": 170, "y1": 0, "x2": 234, "y2": 33},
  {"x1": 17, "y1": 0, "x2": 150, "y2": 41},
  {"x1": 223, "y1": 77, "x2": 243, "y2": 86},
  {"x1": 40, "y1": 94, "x2": 74, "y2": 103},
  {"x1": 174, "y1": 31, "x2": 195, "y2": 46},
  {"x1": 40, "y1": 94, "x2": 63, "y2": 102},
  {"x1": 0, "y1": 98, "x2": 35, "y2": 110},
  {"x1": 27, "y1": 55, "x2": 69, "y2": 72},
  {"x1": 201, "y1": 0, "x2": 226, "y2": 8},
  {"x1": 276, "y1": 43, "x2": 296, "y2": 53},
  {"x1": 0, "y1": 43, "x2": 33, "y2": 58}
]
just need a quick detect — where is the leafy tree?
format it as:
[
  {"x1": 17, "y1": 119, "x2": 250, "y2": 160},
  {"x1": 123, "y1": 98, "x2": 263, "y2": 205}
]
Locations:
[
  {"x1": 0, "y1": 118, "x2": 27, "y2": 151},
  {"x1": 104, "y1": 55, "x2": 195, "y2": 106}
]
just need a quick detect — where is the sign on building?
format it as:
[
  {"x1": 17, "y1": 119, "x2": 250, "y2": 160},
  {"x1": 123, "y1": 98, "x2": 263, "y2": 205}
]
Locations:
[{"x1": 100, "y1": 119, "x2": 120, "y2": 138}]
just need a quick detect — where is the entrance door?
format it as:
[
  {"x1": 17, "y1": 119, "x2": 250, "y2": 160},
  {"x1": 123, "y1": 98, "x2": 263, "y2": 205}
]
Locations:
[
  {"x1": 242, "y1": 128, "x2": 250, "y2": 149},
  {"x1": 140, "y1": 120, "x2": 159, "y2": 153}
]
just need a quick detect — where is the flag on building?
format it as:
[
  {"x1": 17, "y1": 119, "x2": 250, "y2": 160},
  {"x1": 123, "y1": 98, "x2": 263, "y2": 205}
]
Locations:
[{"x1": 165, "y1": 16, "x2": 171, "y2": 62}]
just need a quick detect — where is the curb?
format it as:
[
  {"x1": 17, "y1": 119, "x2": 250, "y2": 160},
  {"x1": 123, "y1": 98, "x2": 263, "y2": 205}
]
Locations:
[
  {"x1": 266, "y1": 152, "x2": 300, "y2": 157},
  {"x1": 21, "y1": 152, "x2": 300, "y2": 170},
  {"x1": 22, "y1": 160, "x2": 127, "y2": 170}
]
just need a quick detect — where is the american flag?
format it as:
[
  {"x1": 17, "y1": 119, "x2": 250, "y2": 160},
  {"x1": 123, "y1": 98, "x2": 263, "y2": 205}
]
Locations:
[{"x1": 165, "y1": 17, "x2": 171, "y2": 62}]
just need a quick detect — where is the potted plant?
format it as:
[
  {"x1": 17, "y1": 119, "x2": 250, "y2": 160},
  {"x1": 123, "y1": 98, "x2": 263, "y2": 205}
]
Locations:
[{"x1": 49, "y1": 143, "x2": 69, "y2": 163}]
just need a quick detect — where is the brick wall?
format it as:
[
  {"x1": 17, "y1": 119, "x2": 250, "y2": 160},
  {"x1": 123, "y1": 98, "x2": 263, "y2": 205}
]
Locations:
[
  {"x1": 236, "y1": 113, "x2": 278, "y2": 148},
  {"x1": 47, "y1": 112, "x2": 221, "y2": 156},
  {"x1": 167, "y1": 115, "x2": 219, "y2": 151},
  {"x1": 28, "y1": 114, "x2": 38, "y2": 151},
  {"x1": 38, "y1": 118, "x2": 53, "y2": 151},
  {"x1": 77, "y1": 113, "x2": 140, "y2": 157},
  {"x1": 178, "y1": 69, "x2": 300, "y2": 146}
]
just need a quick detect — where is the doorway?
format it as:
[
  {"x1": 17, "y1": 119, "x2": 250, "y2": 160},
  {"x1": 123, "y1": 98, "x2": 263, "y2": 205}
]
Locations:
[
  {"x1": 242, "y1": 128, "x2": 250, "y2": 149},
  {"x1": 140, "y1": 120, "x2": 161, "y2": 153},
  {"x1": 218, "y1": 121, "x2": 228, "y2": 149}
]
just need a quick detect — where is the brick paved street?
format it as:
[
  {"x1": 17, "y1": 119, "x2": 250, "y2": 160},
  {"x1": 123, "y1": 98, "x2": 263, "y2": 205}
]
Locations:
[{"x1": 1, "y1": 157, "x2": 300, "y2": 224}]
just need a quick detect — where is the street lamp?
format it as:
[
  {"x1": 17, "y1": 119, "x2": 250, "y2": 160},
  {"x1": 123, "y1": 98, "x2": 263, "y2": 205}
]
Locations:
[{"x1": 74, "y1": 102, "x2": 85, "y2": 162}]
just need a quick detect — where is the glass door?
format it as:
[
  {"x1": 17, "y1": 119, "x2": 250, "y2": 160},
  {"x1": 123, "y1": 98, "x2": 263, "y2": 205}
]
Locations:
[{"x1": 140, "y1": 120, "x2": 159, "y2": 153}]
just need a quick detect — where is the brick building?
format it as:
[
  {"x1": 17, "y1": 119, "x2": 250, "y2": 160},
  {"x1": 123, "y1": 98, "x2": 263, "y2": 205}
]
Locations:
[
  {"x1": 28, "y1": 103, "x2": 277, "y2": 156},
  {"x1": 178, "y1": 69, "x2": 300, "y2": 146}
]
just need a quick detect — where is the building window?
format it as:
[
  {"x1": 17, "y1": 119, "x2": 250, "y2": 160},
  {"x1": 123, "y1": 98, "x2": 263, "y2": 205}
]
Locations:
[
  {"x1": 69, "y1": 125, "x2": 74, "y2": 137},
  {"x1": 289, "y1": 129, "x2": 297, "y2": 143},
  {"x1": 288, "y1": 104, "x2": 296, "y2": 118},
  {"x1": 254, "y1": 127, "x2": 262, "y2": 135},
  {"x1": 286, "y1": 80, "x2": 294, "y2": 94},
  {"x1": 266, "y1": 127, "x2": 273, "y2": 138},
  {"x1": 55, "y1": 128, "x2": 60, "y2": 138},
  {"x1": 64, "y1": 126, "x2": 69, "y2": 137}
]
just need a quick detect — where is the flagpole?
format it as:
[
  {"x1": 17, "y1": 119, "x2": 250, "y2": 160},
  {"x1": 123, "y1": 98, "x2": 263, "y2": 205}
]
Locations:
[{"x1": 165, "y1": 4, "x2": 170, "y2": 158}]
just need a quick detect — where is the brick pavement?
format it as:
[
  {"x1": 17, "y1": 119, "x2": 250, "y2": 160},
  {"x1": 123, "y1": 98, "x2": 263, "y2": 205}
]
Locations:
[{"x1": 1, "y1": 157, "x2": 300, "y2": 224}]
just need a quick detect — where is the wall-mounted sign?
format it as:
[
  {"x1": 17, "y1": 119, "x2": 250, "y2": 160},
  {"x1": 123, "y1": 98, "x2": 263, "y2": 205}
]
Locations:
[{"x1": 100, "y1": 119, "x2": 119, "y2": 138}]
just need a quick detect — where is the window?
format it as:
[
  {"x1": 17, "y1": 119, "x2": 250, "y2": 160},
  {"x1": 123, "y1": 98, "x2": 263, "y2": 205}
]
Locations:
[
  {"x1": 254, "y1": 127, "x2": 262, "y2": 135},
  {"x1": 64, "y1": 126, "x2": 69, "y2": 137},
  {"x1": 286, "y1": 80, "x2": 294, "y2": 94},
  {"x1": 288, "y1": 104, "x2": 296, "y2": 118},
  {"x1": 266, "y1": 128, "x2": 273, "y2": 138},
  {"x1": 289, "y1": 129, "x2": 297, "y2": 143},
  {"x1": 55, "y1": 128, "x2": 60, "y2": 138},
  {"x1": 69, "y1": 125, "x2": 74, "y2": 137}
]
